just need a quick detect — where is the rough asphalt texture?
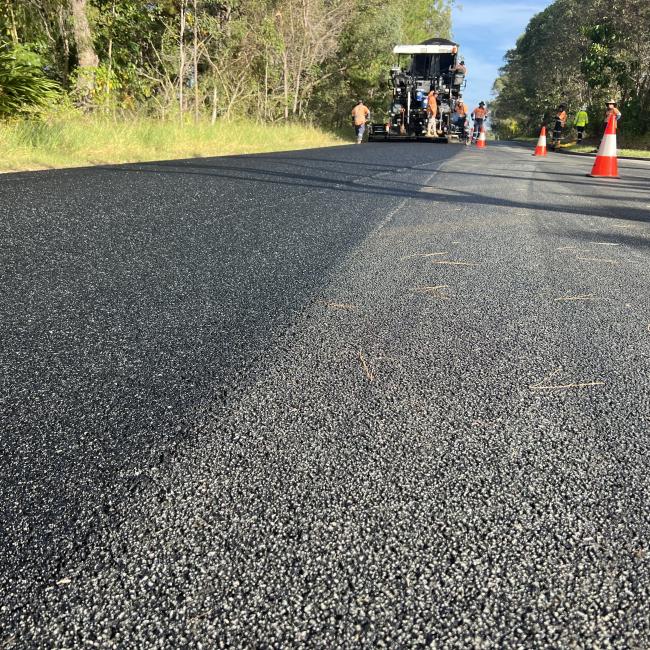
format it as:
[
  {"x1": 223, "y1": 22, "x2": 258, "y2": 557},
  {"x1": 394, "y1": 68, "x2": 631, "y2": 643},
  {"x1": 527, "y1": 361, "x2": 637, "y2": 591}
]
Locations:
[{"x1": 1, "y1": 142, "x2": 650, "y2": 648}]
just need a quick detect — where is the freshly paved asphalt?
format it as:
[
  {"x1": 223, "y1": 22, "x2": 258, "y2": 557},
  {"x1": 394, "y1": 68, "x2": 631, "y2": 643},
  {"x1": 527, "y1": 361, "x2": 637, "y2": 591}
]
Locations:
[{"x1": 1, "y1": 140, "x2": 649, "y2": 647}]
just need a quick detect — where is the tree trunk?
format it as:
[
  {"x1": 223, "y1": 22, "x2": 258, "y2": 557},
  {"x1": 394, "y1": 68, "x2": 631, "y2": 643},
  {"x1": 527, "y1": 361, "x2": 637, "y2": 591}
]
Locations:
[
  {"x1": 282, "y1": 50, "x2": 289, "y2": 120},
  {"x1": 179, "y1": 0, "x2": 186, "y2": 124},
  {"x1": 106, "y1": 0, "x2": 116, "y2": 112},
  {"x1": 70, "y1": 0, "x2": 99, "y2": 105},
  {"x1": 211, "y1": 85, "x2": 217, "y2": 125},
  {"x1": 56, "y1": 5, "x2": 71, "y2": 86},
  {"x1": 292, "y1": 46, "x2": 304, "y2": 115},
  {"x1": 193, "y1": 0, "x2": 199, "y2": 122},
  {"x1": 264, "y1": 46, "x2": 269, "y2": 121},
  {"x1": 6, "y1": 1, "x2": 18, "y2": 43}
]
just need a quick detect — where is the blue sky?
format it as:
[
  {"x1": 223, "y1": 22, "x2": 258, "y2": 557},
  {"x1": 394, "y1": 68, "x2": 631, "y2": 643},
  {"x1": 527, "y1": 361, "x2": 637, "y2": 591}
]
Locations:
[{"x1": 451, "y1": 1, "x2": 552, "y2": 111}]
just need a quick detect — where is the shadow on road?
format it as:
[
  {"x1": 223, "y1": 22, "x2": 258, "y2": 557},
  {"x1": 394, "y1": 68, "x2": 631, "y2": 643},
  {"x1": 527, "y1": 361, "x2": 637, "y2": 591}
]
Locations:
[{"x1": 105, "y1": 149, "x2": 650, "y2": 226}]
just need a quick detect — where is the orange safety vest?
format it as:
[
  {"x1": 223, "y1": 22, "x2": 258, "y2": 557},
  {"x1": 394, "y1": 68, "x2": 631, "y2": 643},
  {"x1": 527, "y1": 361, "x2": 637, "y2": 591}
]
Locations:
[
  {"x1": 556, "y1": 110, "x2": 567, "y2": 125},
  {"x1": 456, "y1": 102, "x2": 468, "y2": 117},
  {"x1": 473, "y1": 107, "x2": 487, "y2": 119}
]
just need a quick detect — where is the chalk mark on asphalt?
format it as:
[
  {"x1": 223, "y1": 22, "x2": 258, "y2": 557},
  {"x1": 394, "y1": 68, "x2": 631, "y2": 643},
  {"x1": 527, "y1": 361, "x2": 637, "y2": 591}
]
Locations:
[
  {"x1": 554, "y1": 294, "x2": 596, "y2": 302},
  {"x1": 430, "y1": 260, "x2": 478, "y2": 267},
  {"x1": 576, "y1": 257, "x2": 619, "y2": 265},
  {"x1": 530, "y1": 368, "x2": 605, "y2": 392},
  {"x1": 401, "y1": 252, "x2": 448, "y2": 260},
  {"x1": 319, "y1": 300, "x2": 356, "y2": 310},
  {"x1": 412, "y1": 285, "x2": 451, "y2": 300}
]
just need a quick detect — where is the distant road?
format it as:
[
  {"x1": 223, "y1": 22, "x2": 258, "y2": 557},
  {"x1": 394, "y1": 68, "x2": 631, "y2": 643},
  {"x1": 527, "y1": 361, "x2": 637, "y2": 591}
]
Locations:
[{"x1": 2, "y1": 142, "x2": 650, "y2": 647}]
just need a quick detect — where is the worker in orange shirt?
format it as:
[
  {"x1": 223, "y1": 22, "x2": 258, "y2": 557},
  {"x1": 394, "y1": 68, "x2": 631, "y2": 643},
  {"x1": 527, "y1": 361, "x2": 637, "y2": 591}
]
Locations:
[
  {"x1": 604, "y1": 99, "x2": 621, "y2": 131},
  {"x1": 552, "y1": 104, "x2": 567, "y2": 147},
  {"x1": 453, "y1": 95, "x2": 469, "y2": 139},
  {"x1": 426, "y1": 89, "x2": 439, "y2": 137},
  {"x1": 471, "y1": 101, "x2": 488, "y2": 141},
  {"x1": 351, "y1": 100, "x2": 370, "y2": 144}
]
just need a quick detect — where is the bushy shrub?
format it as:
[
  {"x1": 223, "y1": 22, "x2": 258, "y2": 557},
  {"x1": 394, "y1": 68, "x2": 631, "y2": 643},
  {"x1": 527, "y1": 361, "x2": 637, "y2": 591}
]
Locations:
[{"x1": 0, "y1": 44, "x2": 61, "y2": 117}]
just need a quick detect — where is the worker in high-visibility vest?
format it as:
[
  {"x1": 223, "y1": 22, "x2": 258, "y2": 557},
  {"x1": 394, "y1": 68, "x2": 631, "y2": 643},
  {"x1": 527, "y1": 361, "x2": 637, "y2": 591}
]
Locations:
[
  {"x1": 552, "y1": 104, "x2": 567, "y2": 146},
  {"x1": 471, "y1": 102, "x2": 488, "y2": 141},
  {"x1": 453, "y1": 95, "x2": 469, "y2": 139},
  {"x1": 604, "y1": 100, "x2": 621, "y2": 131},
  {"x1": 574, "y1": 106, "x2": 589, "y2": 143}
]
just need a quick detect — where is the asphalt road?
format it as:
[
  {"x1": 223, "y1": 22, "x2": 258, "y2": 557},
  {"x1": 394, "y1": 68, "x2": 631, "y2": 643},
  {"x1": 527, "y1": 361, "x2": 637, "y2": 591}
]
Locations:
[{"x1": 1, "y1": 141, "x2": 650, "y2": 648}]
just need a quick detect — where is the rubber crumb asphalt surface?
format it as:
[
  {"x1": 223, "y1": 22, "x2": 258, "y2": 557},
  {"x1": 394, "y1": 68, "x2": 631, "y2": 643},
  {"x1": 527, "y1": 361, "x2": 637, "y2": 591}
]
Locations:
[{"x1": 1, "y1": 141, "x2": 650, "y2": 648}]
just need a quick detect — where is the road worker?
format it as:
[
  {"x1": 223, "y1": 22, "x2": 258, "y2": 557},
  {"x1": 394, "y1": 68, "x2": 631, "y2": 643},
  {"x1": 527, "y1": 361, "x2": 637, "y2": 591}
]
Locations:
[
  {"x1": 552, "y1": 104, "x2": 567, "y2": 147},
  {"x1": 471, "y1": 101, "x2": 488, "y2": 140},
  {"x1": 426, "y1": 89, "x2": 439, "y2": 137},
  {"x1": 351, "y1": 100, "x2": 370, "y2": 144},
  {"x1": 449, "y1": 60, "x2": 467, "y2": 87},
  {"x1": 451, "y1": 60, "x2": 467, "y2": 75},
  {"x1": 604, "y1": 100, "x2": 621, "y2": 130},
  {"x1": 453, "y1": 95, "x2": 469, "y2": 139},
  {"x1": 574, "y1": 106, "x2": 589, "y2": 143}
]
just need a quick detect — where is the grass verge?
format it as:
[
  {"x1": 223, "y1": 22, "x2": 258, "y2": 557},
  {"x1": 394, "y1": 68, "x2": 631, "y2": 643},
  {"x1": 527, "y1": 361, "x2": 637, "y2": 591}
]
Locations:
[
  {"x1": 512, "y1": 134, "x2": 650, "y2": 159},
  {"x1": 562, "y1": 143, "x2": 650, "y2": 159},
  {"x1": 0, "y1": 116, "x2": 349, "y2": 172}
]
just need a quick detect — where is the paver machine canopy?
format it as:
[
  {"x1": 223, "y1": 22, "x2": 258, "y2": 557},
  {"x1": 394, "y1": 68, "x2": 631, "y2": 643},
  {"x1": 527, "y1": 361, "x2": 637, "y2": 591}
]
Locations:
[{"x1": 368, "y1": 38, "x2": 466, "y2": 143}]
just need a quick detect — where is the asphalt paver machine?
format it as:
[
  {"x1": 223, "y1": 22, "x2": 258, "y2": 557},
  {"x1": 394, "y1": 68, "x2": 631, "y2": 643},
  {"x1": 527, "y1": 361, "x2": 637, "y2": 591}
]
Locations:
[{"x1": 368, "y1": 38, "x2": 466, "y2": 143}]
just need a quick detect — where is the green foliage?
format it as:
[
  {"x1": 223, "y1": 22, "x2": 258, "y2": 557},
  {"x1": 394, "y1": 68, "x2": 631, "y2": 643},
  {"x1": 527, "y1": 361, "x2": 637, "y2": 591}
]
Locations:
[
  {"x1": 401, "y1": 0, "x2": 453, "y2": 44},
  {"x1": 0, "y1": 0, "x2": 454, "y2": 125},
  {"x1": 491, "y1": 0, "x2": 650, "y2": 140},
  {"x1": 0, "y1": 43, "x2": 60, "y2": 116}
]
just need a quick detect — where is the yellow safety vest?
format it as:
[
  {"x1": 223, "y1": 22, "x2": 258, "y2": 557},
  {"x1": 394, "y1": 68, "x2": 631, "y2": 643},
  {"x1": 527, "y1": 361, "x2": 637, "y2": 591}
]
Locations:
[{"x1": 574, "y1": 110, "x2": 589, "y2": 127}]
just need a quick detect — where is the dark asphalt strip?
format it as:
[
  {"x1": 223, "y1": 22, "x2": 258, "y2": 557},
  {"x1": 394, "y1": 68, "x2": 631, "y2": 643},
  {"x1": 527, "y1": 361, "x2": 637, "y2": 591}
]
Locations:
[{"x1": 0, "y1": 143, "x2": 460, "y2": 635}]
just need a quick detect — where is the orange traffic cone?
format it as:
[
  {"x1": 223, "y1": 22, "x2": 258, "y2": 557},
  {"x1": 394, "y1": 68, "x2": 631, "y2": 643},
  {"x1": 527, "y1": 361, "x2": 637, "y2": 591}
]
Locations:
[
  {"x1": 533, "y1": 126, "x2": 547, "y2": 156},
  {"x1": 476, "y1": 125, "x2": 487, "y2": 149},
  {"x1": 589, "y1": 114, "x2": 619, "y2": 178}
]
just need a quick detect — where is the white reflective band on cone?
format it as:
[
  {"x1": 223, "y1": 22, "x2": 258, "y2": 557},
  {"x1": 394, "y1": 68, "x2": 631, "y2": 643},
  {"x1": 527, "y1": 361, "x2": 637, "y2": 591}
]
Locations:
[{"x1": 598, "y1": 133, "x2": 617, "y2": 158}]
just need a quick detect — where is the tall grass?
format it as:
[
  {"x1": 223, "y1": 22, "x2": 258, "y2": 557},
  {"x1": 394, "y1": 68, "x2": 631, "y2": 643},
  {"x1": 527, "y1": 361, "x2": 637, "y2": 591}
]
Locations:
[{"x1": 0, "y1": 114, "x2": 348, "y2": 172}]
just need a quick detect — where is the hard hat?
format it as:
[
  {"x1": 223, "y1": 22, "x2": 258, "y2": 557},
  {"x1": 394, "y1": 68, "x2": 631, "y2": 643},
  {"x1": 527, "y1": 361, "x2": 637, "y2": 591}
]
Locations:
[
  {"x1": 479, "y1": 101, "x2": 485, "y2": 106},
  {"x1": 606, "y1": 99, "x2": 617, "y2": 105}
]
